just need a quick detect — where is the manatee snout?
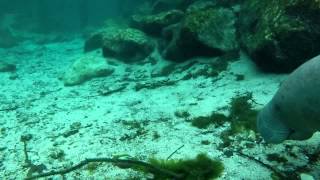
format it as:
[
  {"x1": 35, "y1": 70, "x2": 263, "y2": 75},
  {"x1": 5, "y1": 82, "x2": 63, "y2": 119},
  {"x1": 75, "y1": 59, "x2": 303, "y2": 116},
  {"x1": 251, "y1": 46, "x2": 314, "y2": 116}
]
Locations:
[
  {"x1": 257, "y1": 55, "x2": 320, "y2": 143},
  {"x1": 257, "y1": 103, "x2": 291, "y2": 144},
  {"x1": 257, "y1": 104, "x2": 314, "y2": 143}
]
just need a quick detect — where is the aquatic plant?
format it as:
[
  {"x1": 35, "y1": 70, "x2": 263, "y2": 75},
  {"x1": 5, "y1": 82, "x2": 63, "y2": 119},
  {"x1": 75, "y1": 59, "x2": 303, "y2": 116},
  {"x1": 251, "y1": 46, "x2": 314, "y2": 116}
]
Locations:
[
  {"x1": 146, "y1": 153, "x2": 224, "y2": 180},
  {"x1": 190, "y1": 92, "x2": 258, "y2": 135},
  {"x1": 266, "y1": 153, "x2": 288, "y2": 164},
  {"x1": 228, "y1": 92, "x2": 258, "y2": 134},
  {"x1": 85, "y1": 162, "x2": 100, "y2": 175},
  {"x1": 191, "y1": 112, "x2": 228, "y2": 129},
  {"x1": 174, "y1": 110, "x2": 191, "y2": 118},
  {"x1": 191, "y1": 116, "x2": 214, "y2": 129},
  {"x1": 152, "y1": 131, "x2": 161, "y2": 140},
  {"x1": 49, "y1": 149, "x2": 65, "y2": 161},
  {"x1": 24, "y1": 153, "x2": 224, "y2": 180}
]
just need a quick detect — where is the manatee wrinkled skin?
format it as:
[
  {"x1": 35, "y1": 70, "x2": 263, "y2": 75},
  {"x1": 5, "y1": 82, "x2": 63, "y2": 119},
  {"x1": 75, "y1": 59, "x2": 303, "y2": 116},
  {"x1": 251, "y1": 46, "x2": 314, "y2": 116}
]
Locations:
[{"x1": 257, "y1": 54, "x2": 320, "y2": 143}]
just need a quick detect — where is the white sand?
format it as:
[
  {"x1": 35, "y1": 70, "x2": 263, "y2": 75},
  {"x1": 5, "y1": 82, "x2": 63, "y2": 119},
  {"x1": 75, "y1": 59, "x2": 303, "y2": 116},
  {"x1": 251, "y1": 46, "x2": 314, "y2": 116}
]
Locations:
[{"x1": 0, "y1": 37, "x2": 319, "y2": 180}]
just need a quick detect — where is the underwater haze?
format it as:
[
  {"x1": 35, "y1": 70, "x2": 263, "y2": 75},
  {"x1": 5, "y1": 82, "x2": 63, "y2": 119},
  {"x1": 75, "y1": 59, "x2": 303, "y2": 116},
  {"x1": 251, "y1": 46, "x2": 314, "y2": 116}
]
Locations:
[
  {"x1": 0, "y1": 0, "x2": 320, "y2": 179},
  {"x1": 0, "y1": 0, "x2": 143, "y2": 32}
]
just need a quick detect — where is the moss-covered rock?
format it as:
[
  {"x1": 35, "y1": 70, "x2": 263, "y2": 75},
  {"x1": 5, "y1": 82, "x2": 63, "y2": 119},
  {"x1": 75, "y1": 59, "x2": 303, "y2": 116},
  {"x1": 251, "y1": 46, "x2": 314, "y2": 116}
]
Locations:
[
  {"x1": 85, "y1": 27, "x2": 155, "y2": 63},
  {"x1": 102, "y1": 27, "x2": 155, "y2": 63},
  {"x1": 238, "y1": 0, "x2": 320, "y2": 72},
  {"x1": 62, "y1": 53, "x2": 114, "y2": 86},
  {"x1": 161, "y1": 6, "x2": 238, "y2": 61},
  {"x1": 131, "y1": 9, "x2": 184, "y2": 36}
]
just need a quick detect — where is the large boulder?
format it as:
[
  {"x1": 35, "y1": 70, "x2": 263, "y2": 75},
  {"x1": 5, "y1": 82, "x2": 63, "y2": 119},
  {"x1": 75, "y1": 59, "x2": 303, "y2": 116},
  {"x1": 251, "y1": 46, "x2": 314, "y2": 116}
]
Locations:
[
  {"x1": 62, "y1": 53, "x2": 114, "y2": 86},
  {"x1": 84, "y1": 27, "x2": 155, "y2": 63},
  {"x1": 131, "y1": 9, "x2": 184, "y2": 36},
  {"x1": 161, "y1": 6, "x2": 238, "y2": 61},
  {"x1": 238, "y1": 0, "x2": 320, "y2": 72}
]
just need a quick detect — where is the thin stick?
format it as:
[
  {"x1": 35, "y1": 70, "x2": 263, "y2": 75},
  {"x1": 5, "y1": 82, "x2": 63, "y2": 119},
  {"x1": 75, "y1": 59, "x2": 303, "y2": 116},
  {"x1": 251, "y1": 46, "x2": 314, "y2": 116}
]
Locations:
[
  {"x1": 167, "y1": 145, "x2": 184, "y2": 160},
  {"x1": 0, "y1": 106, "x2": 18, "y2": 111},
  {"x1": 25, "y1": 158, "x2": 183, "y2": 180},
  {"x1": 236, "y1": 151, "x2": 288, "y2": 179}
]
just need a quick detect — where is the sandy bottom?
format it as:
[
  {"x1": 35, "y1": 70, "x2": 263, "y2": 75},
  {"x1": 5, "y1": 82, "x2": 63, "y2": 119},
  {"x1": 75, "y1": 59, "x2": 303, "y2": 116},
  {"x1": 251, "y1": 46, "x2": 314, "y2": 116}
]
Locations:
[{"x1": 0, "y1": 37, "x2": 319, "y2": 180}]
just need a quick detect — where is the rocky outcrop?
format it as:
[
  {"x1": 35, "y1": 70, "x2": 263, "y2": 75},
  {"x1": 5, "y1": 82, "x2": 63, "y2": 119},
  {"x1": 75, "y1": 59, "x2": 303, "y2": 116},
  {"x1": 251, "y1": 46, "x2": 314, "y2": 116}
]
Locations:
[
  {"x1": 131, "y1": 9, "x2": 184, "y2": 36},
  {"x1": 62, "y1": 53, "x2": 114, "y2": 86},
  {"x1": 238, "y1": 0, "x2": 320, "y2": 72},
  {"x1": 84, "y1": 27, "x2": 155, "y2": 63},
  {"x1": 161, "y1": 6, "x2": 238, "y2": 61}
]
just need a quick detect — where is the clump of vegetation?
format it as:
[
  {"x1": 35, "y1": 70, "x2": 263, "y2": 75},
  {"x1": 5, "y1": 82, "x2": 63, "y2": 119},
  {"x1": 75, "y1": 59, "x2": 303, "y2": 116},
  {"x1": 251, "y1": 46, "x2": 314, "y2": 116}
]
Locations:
[
  {"x1": 191, "y1": 116, "x2": 214, "y2": 129},
  {"x1": 266, "y1": 153, "x2": 288, "y2": 164},
  {"x1": 49, "y1": 149, "x2": 65, "y2": 161},
  {"x1": 217, "y1": 93, "x2": 259, "y2": 149},
  {"x1": 190, "y1": 92, "x2": 258, "y2": 135},
  {"x1": 174, "y1": 110, "x2": 191, "y2": 118},
  {"x1": 153, "y1": 131, "x2": 161, "y2": 140},
  {"x1": 217, "y1": 131, "x2": 233, "y2": 149},
  {"x1": 119, "y1": 120, "x2": 149, "y2": 141},
  {"x1": 86, "y1": 162, "x2": 100, "y2": 174},
  {"x1": 122, "y1": 120, "x2": 149, "y2": 130},
  {"x1": 201, "y1": 140, "x2": 210, "y2": 145},
  {"x1": 146, "y1": 153, "x2": 224, "y2": 180},
  {"x1": 190, "y1": 112, "x2": 228, "y2": 129},
  {"x1": 228, "y1": 92, "x2": 258, "y2": 134}
]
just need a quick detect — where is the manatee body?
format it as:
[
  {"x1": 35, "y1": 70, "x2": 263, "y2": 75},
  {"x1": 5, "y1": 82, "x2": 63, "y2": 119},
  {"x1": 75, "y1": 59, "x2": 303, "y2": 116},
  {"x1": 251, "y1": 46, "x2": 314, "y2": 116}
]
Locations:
[{"x1": 257, "y1": 54, "x2": 320, "y2": 143}]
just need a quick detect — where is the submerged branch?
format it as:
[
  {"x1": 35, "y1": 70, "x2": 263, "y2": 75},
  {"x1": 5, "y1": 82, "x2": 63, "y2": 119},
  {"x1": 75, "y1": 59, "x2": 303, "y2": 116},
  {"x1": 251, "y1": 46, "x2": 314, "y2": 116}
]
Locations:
[{"x1": 25, "y1": 157, "x2": 183, "y2": 180}]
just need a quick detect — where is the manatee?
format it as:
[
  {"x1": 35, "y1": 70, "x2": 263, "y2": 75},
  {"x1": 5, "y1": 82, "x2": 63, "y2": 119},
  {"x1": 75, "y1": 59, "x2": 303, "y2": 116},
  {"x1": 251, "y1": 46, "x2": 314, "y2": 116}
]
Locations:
[{"x1": 257, "y1": 54, "x2": 320, "y2": 143}]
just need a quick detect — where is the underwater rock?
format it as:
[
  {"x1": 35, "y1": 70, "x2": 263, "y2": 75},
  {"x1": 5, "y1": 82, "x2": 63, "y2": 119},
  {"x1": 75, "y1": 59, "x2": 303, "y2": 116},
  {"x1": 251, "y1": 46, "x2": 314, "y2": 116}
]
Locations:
[
  {"x1": 0, "y1": 61, "x2": 16, "y2": 72},
  {"x1": 62, "y1": 52, "x2": 114, "y2": 86},
  {"x1": 238, "y1": 0, "x2": 320, "y2": 72},
  {"x1": 131, "y1": 9, "x2": 184, "y2": 36},
  {"x1": 161, "y1": 7, "x2": 238, "y2": 61},
  {"x1": 84, "y1": 33, "x2": 104, "y2": 52},
  {"x1": 85, "y1": 27, "x2": 155, "y2": 63},
  {"x1": 101, "y1": 27, "x2": 155, "y2": 63},
  {"x1": 257, "y1": 54, "x2": 320, "y2": 143}
]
